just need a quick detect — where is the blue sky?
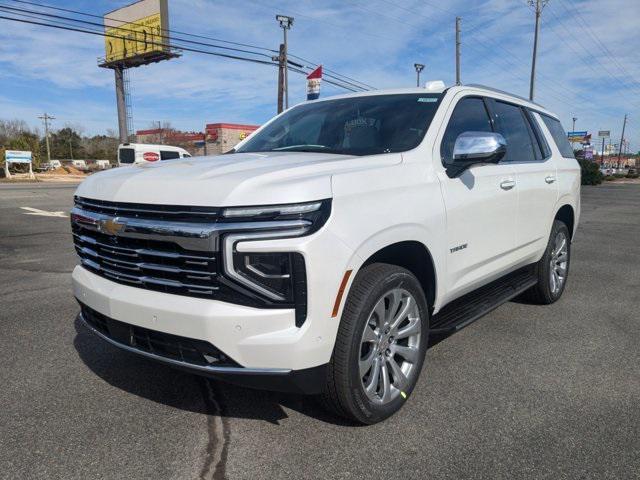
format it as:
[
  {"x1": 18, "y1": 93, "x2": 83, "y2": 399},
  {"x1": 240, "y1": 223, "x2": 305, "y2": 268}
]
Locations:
[{"x1": 0, "y1": 0, "x2": 638, "y2": 152}]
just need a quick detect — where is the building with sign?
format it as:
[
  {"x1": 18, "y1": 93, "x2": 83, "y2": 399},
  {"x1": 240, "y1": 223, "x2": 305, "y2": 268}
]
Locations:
[
  {"x1": 205, "y1": 123, "x2": 259, "y2": 155},
  {"x1": 135, "y1": 123, "x2": 259, "y2": 156}
]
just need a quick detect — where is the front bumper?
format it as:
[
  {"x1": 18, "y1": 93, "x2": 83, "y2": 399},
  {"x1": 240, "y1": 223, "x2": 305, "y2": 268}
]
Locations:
[{"x1": 77, "y1": 303, "x2": 326, "y2": 394}]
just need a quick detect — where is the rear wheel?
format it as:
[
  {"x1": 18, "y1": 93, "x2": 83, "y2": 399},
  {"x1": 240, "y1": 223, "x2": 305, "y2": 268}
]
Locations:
[
  {"x1": 525, "y1": 220, "x2": 571, "y2": 304},
  {"x1": 321, "y1": 263, "x2": 429, "y2": 424}
]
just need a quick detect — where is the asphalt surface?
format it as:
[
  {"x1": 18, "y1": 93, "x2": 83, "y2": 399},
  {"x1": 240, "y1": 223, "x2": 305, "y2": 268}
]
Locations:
[{"x1": 0, "y1": 182, "x2": 638, "y2": 480}]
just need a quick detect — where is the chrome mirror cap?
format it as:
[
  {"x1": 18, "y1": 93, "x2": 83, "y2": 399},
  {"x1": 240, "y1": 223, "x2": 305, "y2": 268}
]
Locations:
[{"x1": 453, "y1": 131, "x2": 507, "y2": 163}]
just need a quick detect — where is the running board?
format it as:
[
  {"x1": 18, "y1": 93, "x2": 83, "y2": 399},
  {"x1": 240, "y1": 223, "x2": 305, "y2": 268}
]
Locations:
[{"x1": 430, "y1": 265, "x2": 538, "y2": 334}]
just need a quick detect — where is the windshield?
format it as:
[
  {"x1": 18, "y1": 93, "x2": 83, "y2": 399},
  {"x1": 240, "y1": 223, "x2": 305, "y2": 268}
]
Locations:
[{"x1": 235, "y1": 93, "x2": 443, "y2": 156}]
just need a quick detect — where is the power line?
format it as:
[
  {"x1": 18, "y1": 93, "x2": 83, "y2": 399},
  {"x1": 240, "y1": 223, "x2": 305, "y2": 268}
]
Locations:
[
  {"x1": 3, "y1": 0, "x2": 371, "y2": 92},
  {"x1": 0, "y1": 8, "x2": 367, "y2": 95},
  {"x1": 6, "y1": 0, "x2": 278, "y2": 54},
  {"x1": 543, "y1": 3, "x2": 640, "y2": 105},
  {"x1": 0, "y1": 3, "x2": 276, "y2": 60},
  {"x1": 556, "y1": 0, "x2": 640, "y2": 94}
]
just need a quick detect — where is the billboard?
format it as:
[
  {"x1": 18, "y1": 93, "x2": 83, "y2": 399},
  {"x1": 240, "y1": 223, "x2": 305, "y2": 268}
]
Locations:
[
  {"x1": 102, "y1": 0, "x2": 171, "y2": 67},
  {"x1": 567, "y1": 131, "x2": 590, "y2": 143}
]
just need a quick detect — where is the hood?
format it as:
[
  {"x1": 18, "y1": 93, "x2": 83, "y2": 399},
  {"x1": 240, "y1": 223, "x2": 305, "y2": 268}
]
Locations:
[{"x1": 75, "y1": 151, "x2": 401, "y2": 206}]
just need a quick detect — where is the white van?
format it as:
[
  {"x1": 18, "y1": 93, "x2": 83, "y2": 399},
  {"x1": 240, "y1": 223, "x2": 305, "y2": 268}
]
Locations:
[{"x1": 117, "y1": 143, "x2": 191, "y2": 166}]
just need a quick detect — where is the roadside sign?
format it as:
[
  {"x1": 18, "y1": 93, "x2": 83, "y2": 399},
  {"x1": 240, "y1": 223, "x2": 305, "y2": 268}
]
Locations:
[
  {"x1": 598, "y1": 130, "x2": 610, "y2": 138},
  {"x1": 5, "y1": 150, "x2": 32, "y2": 163},
  {"x1": 4, "y1": 150, "x2": 34, "y2": 179}
]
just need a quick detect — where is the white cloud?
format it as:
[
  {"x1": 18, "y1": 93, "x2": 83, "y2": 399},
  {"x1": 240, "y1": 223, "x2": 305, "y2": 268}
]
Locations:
[{"x1": 0, "y1": 0, "x2": 637, "y2": 150}]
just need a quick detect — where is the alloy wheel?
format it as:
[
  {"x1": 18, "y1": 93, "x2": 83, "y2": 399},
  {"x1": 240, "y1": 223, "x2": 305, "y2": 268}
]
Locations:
[
  {"x1": 549, "y1": 231, "x2": 568, "y2": 295},
  {"x1": 358, "y1": 288, "x2": 422, "y2": 404}
]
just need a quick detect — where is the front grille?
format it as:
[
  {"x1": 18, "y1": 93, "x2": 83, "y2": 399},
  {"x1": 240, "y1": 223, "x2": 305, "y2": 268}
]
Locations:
[
  {"x1": 72, "y1": 197, "x2": 308, "y2": 324},
  {"x1": 72, "y1": 228, "x2": 220, "y2": 298},
  {"x1": 74, "y1": 196, "x2": 222, "y2": 222},
  {"x1": 80, "y1": 303, "x2": 239, "y2": 367}
]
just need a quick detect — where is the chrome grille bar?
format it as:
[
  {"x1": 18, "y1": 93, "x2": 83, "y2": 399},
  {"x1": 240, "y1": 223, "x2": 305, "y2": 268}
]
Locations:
[
  {"x1": 71, "y1": 203, "x2": 311, "y2": 301},
  {"x1": 71, "y1": 207, "x2": 310, "y2": 252}
]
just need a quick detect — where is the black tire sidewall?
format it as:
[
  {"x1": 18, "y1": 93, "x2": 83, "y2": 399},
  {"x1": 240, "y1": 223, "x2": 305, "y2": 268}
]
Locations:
[
  {"x1": 540, "y1": 221, "x2": 571, "y2": 302},
  {"x1": 344, "y1": 266, "x2": 429, "y2": 424}
]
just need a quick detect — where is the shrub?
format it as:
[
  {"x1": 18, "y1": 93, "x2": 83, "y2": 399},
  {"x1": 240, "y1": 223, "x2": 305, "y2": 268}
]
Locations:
[
  {"x1": 604, "y1": 175, "x2": 615, "y2": 181},
  {"x1": 626, "y1": 173, "x2": 639, "y2": 179},
  {"x1": 578, "y1": 159, "x2": 603, "y2": 185},
  {"x1": 613, "y1": 173, "x2": 625, "y2": 178}
]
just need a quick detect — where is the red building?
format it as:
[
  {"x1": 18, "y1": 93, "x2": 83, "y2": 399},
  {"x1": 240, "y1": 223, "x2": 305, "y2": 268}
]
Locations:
[{"x1": 136, "y1": 123, "x2": 259, "y2": 156}]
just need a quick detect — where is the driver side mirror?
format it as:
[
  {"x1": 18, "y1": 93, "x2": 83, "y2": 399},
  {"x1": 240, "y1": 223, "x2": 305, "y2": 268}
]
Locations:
[{"x1": 446, "y1": 131, "x2": 507, "y2": 178}]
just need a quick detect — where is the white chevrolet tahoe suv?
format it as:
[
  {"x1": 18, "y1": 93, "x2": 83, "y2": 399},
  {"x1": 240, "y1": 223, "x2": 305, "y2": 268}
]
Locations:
[{"x1": 71, "y1": 83, "x2": 580, "y2": 424}]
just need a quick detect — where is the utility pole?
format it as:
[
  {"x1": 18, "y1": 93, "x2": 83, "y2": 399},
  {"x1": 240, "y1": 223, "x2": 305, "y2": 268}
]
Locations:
[
  {"x1": 276, "y1": 15, "x2": 294, "y2": 110},
  {"x1": 157, "y1": 120, "x2": 163, "y2": 144},
  {"x1": 601, "y1": 136, "x2": 605, "y2": 163},
  {"x1": 528, "y1": 0, "x2": 548, "y2": 101},
  {"x1": 114, "y1": 66, "x2": 128, "y2": 144},
  {"x1": 455, "y1": 17, "x2": 461, "y2": 85},
  {"x1": 273, "y1": 43, "x2": 286, "y2": 114},
  {"x1": 617, "y1": 114, "x2": 627, "y2": 164},
  {"x1": 38, "y1": 113, "x2": 55, "y2": 163},
  {"x1": 571, "y1": 116, "x2": 577, "y2": 149},
  {"x1": 414, "y1": 63, "x2": 425, "y2": 87}
]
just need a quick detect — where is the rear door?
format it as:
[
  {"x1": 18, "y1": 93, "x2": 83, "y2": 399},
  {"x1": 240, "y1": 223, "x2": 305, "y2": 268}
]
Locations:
[
  {"x1": 436, "y1": 95, "x2": 518, "y2": 299},
  {"x1": 489, "y1": 100, "x2": 559, "y2": 259}
]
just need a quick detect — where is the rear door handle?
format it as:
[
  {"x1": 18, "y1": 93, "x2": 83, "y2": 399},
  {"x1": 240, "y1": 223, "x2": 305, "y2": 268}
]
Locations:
[
  {"x1": 500, "y1": 180, "x2": 516, "y2": 190},
  {"x1": 545, "y1": 175, "x2": 556, "y2": 184}
]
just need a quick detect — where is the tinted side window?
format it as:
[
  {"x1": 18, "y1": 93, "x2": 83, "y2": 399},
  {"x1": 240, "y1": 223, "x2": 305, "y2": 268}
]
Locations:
[
  {"x1": 493, "y1": 101, "x2": 537, "y2": 162},
  {"x1": 441, "y1": 97, "x2": 493, "y2": 165},
  {"x1": 526, "y1": 110, "x2": 552, "y2": 158},
  {"x1": 119, "y1": 148, "x2": 134, "y2": 164},
  {"x1": 160, "y1": 151, "x2": 181, "y2": 160},
  {"x1": 540, "y1": 115, "x2": 575, "y2": 158}
]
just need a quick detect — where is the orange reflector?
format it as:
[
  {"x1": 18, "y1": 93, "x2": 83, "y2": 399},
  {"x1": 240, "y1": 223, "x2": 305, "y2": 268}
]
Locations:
[{"x1": 331, "y1": 270, "x2": 353, "y2": 318}]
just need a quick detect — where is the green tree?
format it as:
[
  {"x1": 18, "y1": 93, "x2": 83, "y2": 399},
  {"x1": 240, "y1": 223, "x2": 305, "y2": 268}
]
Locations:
[
  {"x1": 578, "y1": 159, "x2": 603, "y2": 185},
  {"x1": 47, "y1": 127, "x2": 84, "y2": 160}
]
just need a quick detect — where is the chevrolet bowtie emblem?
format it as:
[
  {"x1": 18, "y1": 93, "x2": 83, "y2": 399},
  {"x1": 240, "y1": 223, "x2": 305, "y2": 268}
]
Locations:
[{"x1": 99, "y1": 218, "x2": 126, "y2": 236}]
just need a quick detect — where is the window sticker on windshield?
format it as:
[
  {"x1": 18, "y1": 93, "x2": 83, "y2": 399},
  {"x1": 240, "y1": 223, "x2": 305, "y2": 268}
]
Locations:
[{"x1": 418, "y1": 97, "x2": 438, "y2": 103}]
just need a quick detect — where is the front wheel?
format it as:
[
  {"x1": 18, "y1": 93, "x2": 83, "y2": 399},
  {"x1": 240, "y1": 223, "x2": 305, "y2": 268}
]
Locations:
[
  {"x1": 525, "y1": 220, "x2": 571, "y2": 304},
  {"x1": 320, "y1": 263, "x2": 429, "y2": 424}
]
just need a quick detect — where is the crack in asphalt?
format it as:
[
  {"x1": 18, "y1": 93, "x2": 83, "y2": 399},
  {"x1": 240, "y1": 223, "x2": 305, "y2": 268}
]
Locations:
[{"x1": 199, "y1": 379, "x2": 231, "y2": 480}]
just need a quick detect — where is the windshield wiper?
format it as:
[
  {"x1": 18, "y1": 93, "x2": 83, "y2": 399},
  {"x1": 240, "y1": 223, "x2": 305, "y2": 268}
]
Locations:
[{"x1": 272, "y1": 144, "x2": 331, "y2": 152}]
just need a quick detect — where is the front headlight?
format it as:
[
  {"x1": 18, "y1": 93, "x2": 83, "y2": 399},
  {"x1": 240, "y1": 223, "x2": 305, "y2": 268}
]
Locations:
[
  {"x1": 221, "y1": 200, "x2": 330, "y2": 326},
  {"x1": 232, "y1": 252, "x2": 303, "y2": 303}
]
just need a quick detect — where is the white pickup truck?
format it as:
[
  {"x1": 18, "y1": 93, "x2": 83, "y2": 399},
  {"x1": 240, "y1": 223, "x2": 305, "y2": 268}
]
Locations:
[{"x1": 71, "y1": 82, "x2": 580, "y2": 424}]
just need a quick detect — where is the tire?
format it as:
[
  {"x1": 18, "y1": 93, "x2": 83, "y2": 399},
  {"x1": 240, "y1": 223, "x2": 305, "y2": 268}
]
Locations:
[
  {"x1": 525, "y1": 220, "x2": 571, "y2": 305},
  {"x1": 320, "y1": 263, "x2": 429, "y2": 424}
]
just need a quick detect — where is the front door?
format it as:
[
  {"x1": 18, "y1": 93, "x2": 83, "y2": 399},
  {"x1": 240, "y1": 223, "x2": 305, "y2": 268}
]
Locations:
[{"x1": 436, "y1": 95, "x2": 519, "y2": 301}]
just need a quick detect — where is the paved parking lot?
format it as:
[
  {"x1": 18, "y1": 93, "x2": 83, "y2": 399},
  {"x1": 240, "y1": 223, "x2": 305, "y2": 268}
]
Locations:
[{"x1": 0, "y1": 182, "x2": 638, "y2": 480}]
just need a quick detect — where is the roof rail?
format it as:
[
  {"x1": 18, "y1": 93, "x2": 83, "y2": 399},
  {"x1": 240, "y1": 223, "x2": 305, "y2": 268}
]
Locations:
[{"x1": 464, "y1": 84, "x2": 544, "y2": 107}]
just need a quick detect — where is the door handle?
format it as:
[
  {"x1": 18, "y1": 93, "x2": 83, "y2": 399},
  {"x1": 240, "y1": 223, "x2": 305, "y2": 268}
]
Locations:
[
  {"x1": 545, "y1": 175, "x2": 556, "y2": 184},
  {"x1": 500, "y1": 180, "x2": 516, "y2": 190}
]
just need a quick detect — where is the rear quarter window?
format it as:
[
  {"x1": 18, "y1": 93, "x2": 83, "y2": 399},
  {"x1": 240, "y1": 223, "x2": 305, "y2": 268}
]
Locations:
[
  {"x1": 118, "y1": 148, "x2": 135, "y2": 164},
  {"x1": 540, "y1": 115, "x2": 575, "y2": 158}
]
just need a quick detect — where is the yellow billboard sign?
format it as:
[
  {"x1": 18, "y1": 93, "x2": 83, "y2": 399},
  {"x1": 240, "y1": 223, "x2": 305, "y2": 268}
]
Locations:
[{"x1": 103, "y1": 0, "x2": 170, "y2": 66}]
